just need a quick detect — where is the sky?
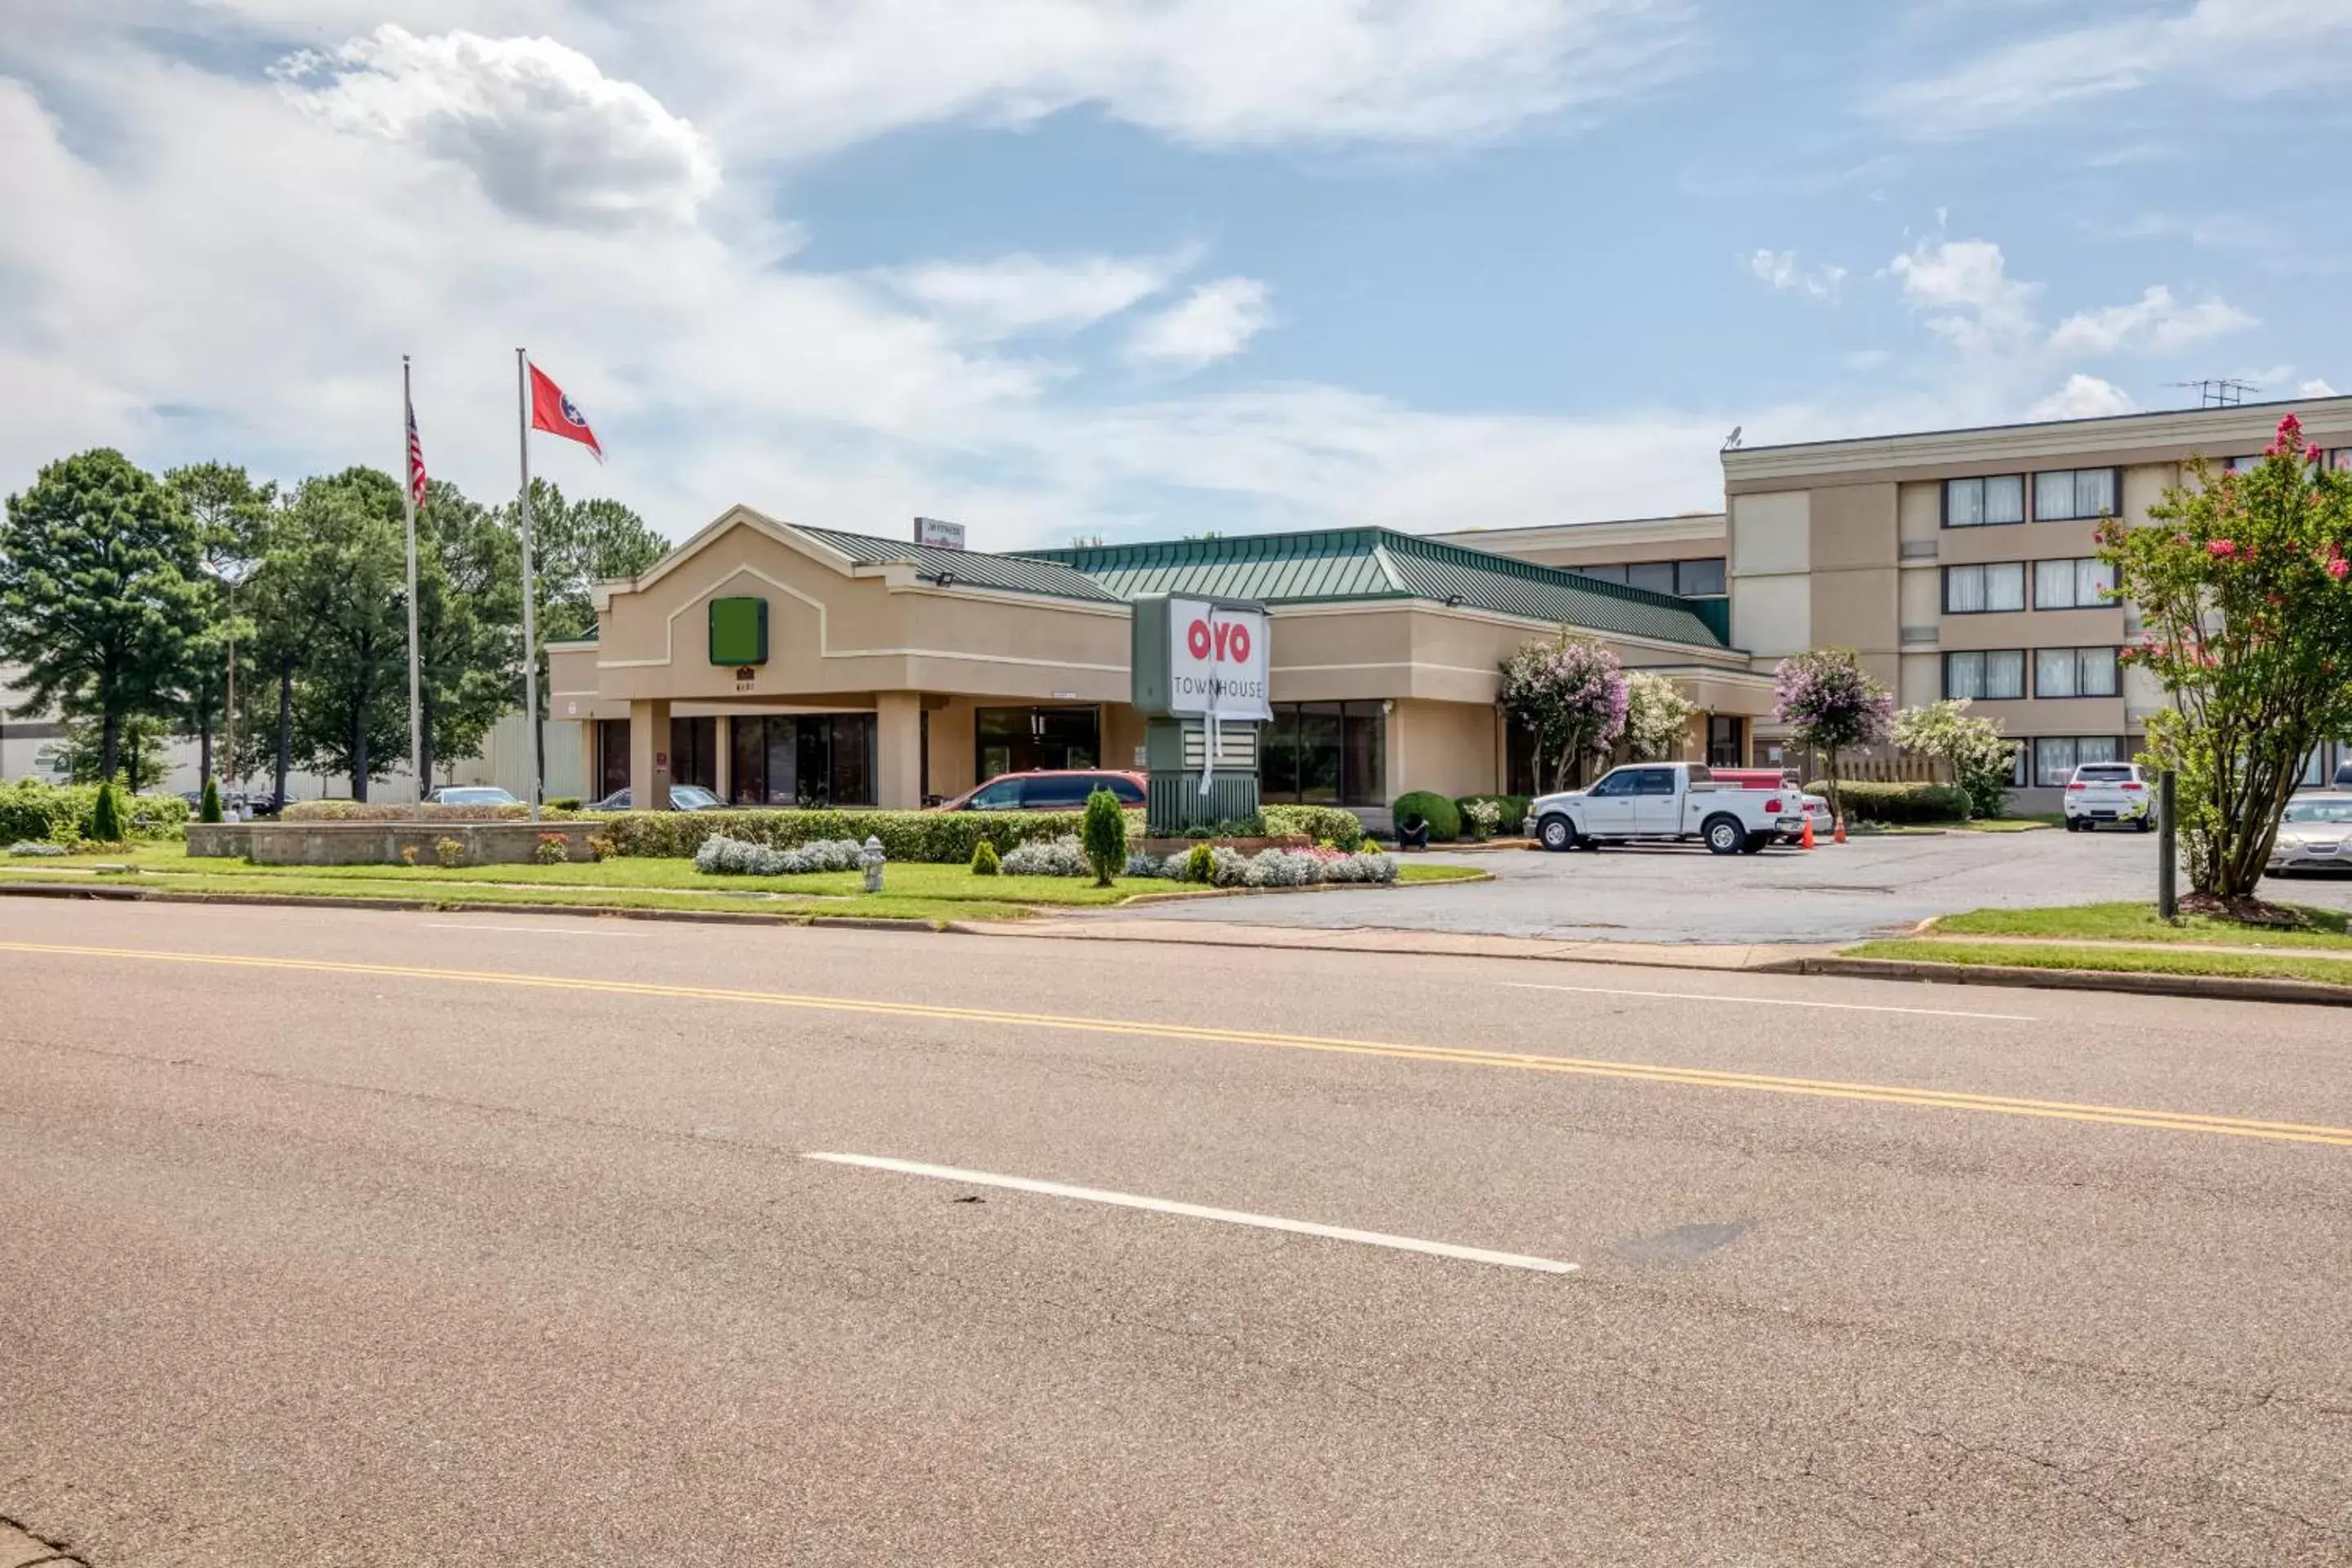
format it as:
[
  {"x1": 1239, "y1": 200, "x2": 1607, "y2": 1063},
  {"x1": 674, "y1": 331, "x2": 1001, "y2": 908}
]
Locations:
[{"x1": 3, "y1": 0, "x2": 2348, "y2": 554}]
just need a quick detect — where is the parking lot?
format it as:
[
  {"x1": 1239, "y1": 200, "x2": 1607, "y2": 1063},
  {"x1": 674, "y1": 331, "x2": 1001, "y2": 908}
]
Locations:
[{"x1": 1129, "y1": 828, "x2": 2352, "y2": 945}]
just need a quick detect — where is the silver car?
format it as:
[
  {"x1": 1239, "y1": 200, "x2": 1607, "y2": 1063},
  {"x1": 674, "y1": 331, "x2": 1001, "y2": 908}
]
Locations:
[{"x1": 2267, "y1": 794, "x2": 2352, "y2": 875}]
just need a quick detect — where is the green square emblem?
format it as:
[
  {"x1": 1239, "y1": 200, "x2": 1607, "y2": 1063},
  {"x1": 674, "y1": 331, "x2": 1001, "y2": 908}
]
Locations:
[{"x1": 709, "y1": 596, "x2": 768, "y2": 666}]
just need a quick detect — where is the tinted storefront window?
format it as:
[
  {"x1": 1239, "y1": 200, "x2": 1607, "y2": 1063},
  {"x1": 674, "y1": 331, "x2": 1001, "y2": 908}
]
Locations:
[
  {"x1": 975, "y1": 706, "x2": 1100, "y2": 781},
  {"x1": 726, "y1": 715, "x2": 876, "y2": 806},
  {"x1": 1263, "y1": 702, "x2": 1386, "y2": 806}
]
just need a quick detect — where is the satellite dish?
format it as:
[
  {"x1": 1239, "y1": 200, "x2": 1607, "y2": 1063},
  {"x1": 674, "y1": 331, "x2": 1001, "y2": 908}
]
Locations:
[{"x1": 1722, "y1": 425, "x2": 1744, "y2": 451}]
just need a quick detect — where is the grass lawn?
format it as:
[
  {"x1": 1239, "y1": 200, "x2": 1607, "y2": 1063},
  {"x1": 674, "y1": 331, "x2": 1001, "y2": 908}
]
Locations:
[
  {"x1": 2, "y1": 843, "x2": 1481, "y2": 918},
  {"x1": 1846, "y1": 938, "x2": 2352, "y2": 989},
  {"x1": 1928, "y1": 901, "x2": 2352, "y2": 951},
  {"x1": 1957, "y1": 817, "x2": 2060, "y2": 832}
]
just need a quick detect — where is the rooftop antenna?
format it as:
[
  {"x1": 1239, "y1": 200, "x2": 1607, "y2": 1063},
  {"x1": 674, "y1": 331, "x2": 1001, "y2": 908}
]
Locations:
[
  {"x1": 1721, "y1": 425, "x2": 1744, "y2": 451},
  {"x1": 2169, "y1": 378, "x2": 2257, "y2": 408}
]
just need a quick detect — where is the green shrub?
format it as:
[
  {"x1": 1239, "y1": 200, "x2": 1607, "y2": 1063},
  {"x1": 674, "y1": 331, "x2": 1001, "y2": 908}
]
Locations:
[
  {"x1": 1454, "y1": 794, "x2": 1531, "y2": 839},
  {"x1": 592, "y1": 805, "x2": 1144, "y2": 863},
  {"x1": 1183, "y1": 843, "x2": 1216, "y2": 883},
  {"x1": 1802, "y1": 779, "x2": 1971, "y2": 825},
  {"x1": 0, "y1": 779, "x2": 85, "y2": 846},
  {"x1": 283, "y1": 800, "x2": 564, "y2": 822},
  {"x1": 533, "y1": 833, "x2": 569, "y2": 866},
  {"x1": 1081, "y1": 789, "x2": 1127, "y2": 886},
  {"x1": 1261, "y1": 804, "x2": 1365, "y2": 850},
  {"x1": 546, "y1": 797, "x2": 582, "y2": 812},
  {"x1": 90, "y1": 781, "x2": 124, "y2": 844},
  {"x1": 970, "y1": 840, "x2": 1000, "y2": 875},
  {"x1": 199, "y1": 777, "x2": 222, "y2": 823},
  {"x1": 1390, "y1": 790, "x2": 1461, "y2": 842},
  {"x1": 434, "y1": 836, "x2": 467, "y2": 868}
]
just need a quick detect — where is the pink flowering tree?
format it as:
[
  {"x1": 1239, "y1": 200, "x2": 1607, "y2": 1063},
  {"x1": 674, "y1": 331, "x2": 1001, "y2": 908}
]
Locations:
[
  {"x1": 1501, "y1": 630, "x2": 1629, "y2": 793},
  {"x1": 1772, "y1": 647, "x2": 1894, "y2": 824},
  {"x1": 2100, "y1": 412, "x2": 2352, "y2": 906}
]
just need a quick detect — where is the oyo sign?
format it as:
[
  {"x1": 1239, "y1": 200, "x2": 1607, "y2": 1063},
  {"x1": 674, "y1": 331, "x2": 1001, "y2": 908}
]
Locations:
[{"x1": 1166, "y1": 595, "x2": 1270, "y2": 721}]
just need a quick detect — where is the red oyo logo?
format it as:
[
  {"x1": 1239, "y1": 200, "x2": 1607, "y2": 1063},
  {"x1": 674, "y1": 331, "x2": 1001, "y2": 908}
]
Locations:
[{"x1": 1184, "y1": 617, "x2": 1252, "y2": 663}]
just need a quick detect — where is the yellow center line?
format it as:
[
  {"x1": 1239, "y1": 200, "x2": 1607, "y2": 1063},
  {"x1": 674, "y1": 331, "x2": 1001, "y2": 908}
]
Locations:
[{"x1": 6, "y1": 938, "x2": 2348, "y2": 1148}]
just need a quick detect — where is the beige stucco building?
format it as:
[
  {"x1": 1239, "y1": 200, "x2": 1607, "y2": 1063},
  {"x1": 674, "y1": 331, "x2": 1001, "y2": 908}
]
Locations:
[{"x1": 545, "y1": 509, "x2": 1776, "y2": 820}]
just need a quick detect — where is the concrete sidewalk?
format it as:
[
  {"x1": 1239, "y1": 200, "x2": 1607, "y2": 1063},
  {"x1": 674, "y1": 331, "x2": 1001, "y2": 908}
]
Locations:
[{"x1": 956, "y1": 915, "x2": 1832, "y2": 971}]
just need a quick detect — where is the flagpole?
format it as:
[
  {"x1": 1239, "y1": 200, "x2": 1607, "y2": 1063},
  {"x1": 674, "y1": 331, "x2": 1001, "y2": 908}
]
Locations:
[
  {"x1": 403, "y1": 355, "x2": 423, "y2": 811},
  {"x1": 517, "y1": 347, "x2": 541, "y2": 823}
]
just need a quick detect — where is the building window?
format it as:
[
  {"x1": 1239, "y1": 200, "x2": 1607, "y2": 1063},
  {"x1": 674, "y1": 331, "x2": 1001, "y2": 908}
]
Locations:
[
  {"x1": 2034, "y1": 735, "x2": 2122, "y2": 787},
  {"x1": 975, "y1": 706, "x2": 1099, "y2": 782},
  {"x1": 2032, "y1": 557, "x2": 2118, "y2": 609},
  {"x1": 2031, "y1": 468, "x2": 2119, "y2": 521},
  {"x1": 1676, "y1": 558, "x2": 1727, "y2": 597},
  {"x1": 1706, "y1": 715, "x2": 1745, "y2": 767},
  {"x1": 668, "y1": 716, "x2": 719, "y2": 791},
  {"x1": 728, "y1": 714, "x2": 877, "y2": 807},
  {"x1": 1944, "y1": 474, "x2": 2025, "y2": 528},
  {"x1": 1944, "y1": 562, "x2": 2026, "y2": 614},
  {"x1": 1944, "y1": 649, "x2": 2025, "y2": 701},
  {"x1": 2034, "y1": 647, "x2": 2119, "y2": 699},
  {"x1": 1263, "y1": 702, "x2": 1386, "y2": 807},
  {"x1": 1623, "y1": 561, "x2": 1676, "y2": 595}
]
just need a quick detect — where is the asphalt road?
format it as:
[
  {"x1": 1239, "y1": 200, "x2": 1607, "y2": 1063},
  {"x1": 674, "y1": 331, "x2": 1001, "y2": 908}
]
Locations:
[
  {"x1": 3, "y1": 900, "x2": 2349, "y2": 1566},
  {"x1": 1130, "y1": 830, "x2": 2352, "y2": 943}
]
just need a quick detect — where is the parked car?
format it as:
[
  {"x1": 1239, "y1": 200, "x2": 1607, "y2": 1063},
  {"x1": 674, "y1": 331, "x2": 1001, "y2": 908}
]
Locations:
[
  {"x1": 588, "y1": 784, "x2": 726, "y2": 811},
  {"x1": 1710, "y1": 767, "x2": 1830, "y2": 842},
  {"x1": 2336, "y1": 760, "x2": 2352, "y2": 790},
  {"x1": 2267, "y1": 793, "x2": 2352, "y2": 875},
  {"x1": 1528, "y1": 762, "x2": 1802, "y2": 855},
  {"x1": 933, "y1": 769, "x2": 1147, "y2": 812},
  {"x1": 2063, "y1": 762, "x2": 2153, "y2": 831},
  {"x1": 425, "y1": 786, "x2": 519, "y2": 807}
]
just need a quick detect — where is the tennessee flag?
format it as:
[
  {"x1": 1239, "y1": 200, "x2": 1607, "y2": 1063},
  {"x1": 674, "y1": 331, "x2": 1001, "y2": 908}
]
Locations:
[{"x1": 527, "y1": 362, "x2": 604, "y2": 462}]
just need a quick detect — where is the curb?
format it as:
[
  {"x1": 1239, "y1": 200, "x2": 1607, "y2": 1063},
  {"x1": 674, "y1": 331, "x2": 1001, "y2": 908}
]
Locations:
[
  {"x1": 1764, "y1": 954, "x2": 2352, "y2": 1009},
  {"x1": 0, "y1": 882, "x2": 951, "y2": 932},
  {"x1": 0, "y1": 1515, "x2": 87, "y2": 1567},
  {"x1": 945, "y1": 919, "x2": 1819, "y2": 973}
]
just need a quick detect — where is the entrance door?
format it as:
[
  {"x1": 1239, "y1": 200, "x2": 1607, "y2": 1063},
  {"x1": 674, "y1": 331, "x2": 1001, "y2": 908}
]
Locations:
[{"x1": 973, "y1": 706, "x2": 1100, "y2": 781}]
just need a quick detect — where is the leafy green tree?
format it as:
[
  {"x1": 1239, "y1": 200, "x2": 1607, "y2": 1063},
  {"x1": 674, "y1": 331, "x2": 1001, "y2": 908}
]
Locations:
[
  {"x1": 1081, "y1": 788, "x2": 1127, "y2": 887},
  {"x1": 504, "y1": 481, "x2": 666, "y2": 799},
  {"x1": 165, "y1": 463, "x2": 275, "y2": 784},
  {"x1": 414, "y1": 479, "x2": 521, "y2": 786},
  {"x1": 1893, "y1": 700, "x2": 2016, "y2": 821},
  {"x1": 0, "y1": 449, "x2": 210, "y2": 780},
  {"x1": 40, "y1": 709, "x2": 173, "y2": 791},
  {"x1": 270, "y1": 468, "x2": 411, "y2": 800},
  {"x1": 1772, "y1": 647, "x2": 1894, "y2": 824},
  {"x1": 2101, "y1": 412, "x2": 2352, "y2": 905},
  {"x1": 1623, "y1": 671, "x2": 1698, "y2": 761}
]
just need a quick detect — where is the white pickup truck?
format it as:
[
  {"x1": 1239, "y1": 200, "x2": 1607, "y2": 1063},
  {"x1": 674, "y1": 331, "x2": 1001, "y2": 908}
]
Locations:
[{"x1": 1525, "y1": 763, "x2": 1802, "y2": 855}]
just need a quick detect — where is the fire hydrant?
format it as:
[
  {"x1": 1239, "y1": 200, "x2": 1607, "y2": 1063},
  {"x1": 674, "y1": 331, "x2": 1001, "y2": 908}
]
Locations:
[{"x1": 859, "y1": 835, "x2": 886, "y2": 893}]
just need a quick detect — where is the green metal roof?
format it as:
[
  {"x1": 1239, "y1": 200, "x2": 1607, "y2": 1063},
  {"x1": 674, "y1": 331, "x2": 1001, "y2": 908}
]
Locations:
[
  {"x1": 1019, "y1": 528, "x2": 1732, "y2": 648},
  {"x1": 796, "y1": 525, "x2": 1122, "y2": 604}
]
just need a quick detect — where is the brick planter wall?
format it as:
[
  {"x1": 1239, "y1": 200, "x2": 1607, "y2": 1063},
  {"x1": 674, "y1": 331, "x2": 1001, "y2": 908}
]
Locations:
[{"x1": 188, "y1": 821, "x2": 599, "y2": 866}]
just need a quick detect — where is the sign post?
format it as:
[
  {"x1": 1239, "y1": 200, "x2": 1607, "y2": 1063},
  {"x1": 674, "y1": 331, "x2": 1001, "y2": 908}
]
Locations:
[{"x1": 1129, "y1": 593, "x2": 1271, "y2": 836}]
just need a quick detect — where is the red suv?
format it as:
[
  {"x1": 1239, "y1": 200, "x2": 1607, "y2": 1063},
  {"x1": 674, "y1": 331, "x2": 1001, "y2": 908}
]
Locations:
[{"x1": 934, "y1": 769, "x2": 1147, "y2": 812}]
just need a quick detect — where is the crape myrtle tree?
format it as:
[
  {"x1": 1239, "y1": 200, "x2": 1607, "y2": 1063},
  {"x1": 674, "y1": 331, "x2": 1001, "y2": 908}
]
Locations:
[
  {"x1": 1500, "y1": 630, "x2": 1630, "y2": 794},
  {"x1": 0, "y1": 449, "x2": 210, "y2": 781},
  {"x1": 1773, "y1": 646, "x2": 1895, "y2": 826},
  {"x1": 1893, "y1": 699, "x2": 2016, "y2": 821},
  {"x1": 2101, "y1": 412, "x2": 2352, "y2": 907},
  {"x1": 1624, "y1": 670, "x2": 1698, "y2": 762}
]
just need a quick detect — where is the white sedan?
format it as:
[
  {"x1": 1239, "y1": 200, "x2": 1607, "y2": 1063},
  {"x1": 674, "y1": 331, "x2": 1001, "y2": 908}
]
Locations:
[{"x1": 2268, "y1": 794, "x2": 2352, "y2": 875}]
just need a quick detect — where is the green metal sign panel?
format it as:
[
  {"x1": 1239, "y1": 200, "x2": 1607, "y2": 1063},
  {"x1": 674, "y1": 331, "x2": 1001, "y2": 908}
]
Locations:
[{"x1": 709, "y1": 596, "x2": 768, "y2": 666}]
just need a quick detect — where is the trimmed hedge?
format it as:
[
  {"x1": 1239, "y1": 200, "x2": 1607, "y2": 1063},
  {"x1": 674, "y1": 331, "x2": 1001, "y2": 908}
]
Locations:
[
  {"x1": 1389, "y1": 791, "x2": 1461, "y2": 842},
  {"x1": 0, "y1": 779, "x2": 189, "y2": 845},
  {"x1": 1804, "y1": 779, "x2": 1971, "y2": 824},
  {"x1": 1260, "y1": 804, "x2": 1367, "y2": 851},
  {"x1": 1454, "y1": 793, "x2": 1533, "y2": 839},
  {"x1": 595, "y1": 806, "x2": 1145, "y2": 863},
  {"x1": 283, "y1": 800, "x2": 575, "y2": 822}
]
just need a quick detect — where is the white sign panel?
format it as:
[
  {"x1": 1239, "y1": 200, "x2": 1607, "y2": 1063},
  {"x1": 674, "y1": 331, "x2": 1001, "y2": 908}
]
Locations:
[
  {"x1": 913, "y1": 516, "x2": 966, "y2": 550},
  {"x1": 1166, "y1": 595, "x2": 1271, "y2": 723}
]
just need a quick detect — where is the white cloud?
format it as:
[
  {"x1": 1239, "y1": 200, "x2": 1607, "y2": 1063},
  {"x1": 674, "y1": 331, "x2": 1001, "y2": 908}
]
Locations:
[
  {"x1": 279, "y1": 26, "x2": 719, "y2": 228},
  {"x1": 1124, "y1": 278, "x2": 1274, "y2": 372},
  {"x1": 2029, "y1": 375, "x2": 2138, "y2": 421},
  {"x1": 2301, "y1": 377, "x2": 2341, "y2": 398},
  {"x1": 1886, "y1": 236, "x2": 2039, "y2": 354},
  {"x1": 875, "y1": 251, "x2": 1184, "y2": 341},
  {"x1": 1866, "y1": 0, "x2": 2352, "y2": 138},
  {"x1": 2047, "y1": 286, "x2": 2254, "y2": 357},
  {"x1": 1747, "y1": 249, "x2": 1845, "y2": 301}
]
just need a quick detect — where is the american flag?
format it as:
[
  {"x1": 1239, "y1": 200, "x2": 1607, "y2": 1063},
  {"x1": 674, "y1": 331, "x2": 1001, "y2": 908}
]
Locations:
[{"x1": 405, "y1": 398, "x2": 429, "y2": 511}]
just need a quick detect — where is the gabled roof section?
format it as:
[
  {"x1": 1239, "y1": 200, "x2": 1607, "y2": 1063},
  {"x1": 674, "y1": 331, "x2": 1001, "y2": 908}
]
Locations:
[
  {"x1": 1020, "y1": 528, "x2": 1731, "y2": 649},
  {"x1": 788, "y1": 525, "x2": 1123, "y2": 604}
]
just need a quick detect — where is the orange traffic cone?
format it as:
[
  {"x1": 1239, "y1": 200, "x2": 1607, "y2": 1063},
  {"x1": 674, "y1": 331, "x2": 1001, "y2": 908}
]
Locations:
[
  {"x1": 1833, "y1": 814, "x2": 1848, "y2": 845},
  {"x1": 1800, "y1": 816, "x2": 1815, "y2": 850}
]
